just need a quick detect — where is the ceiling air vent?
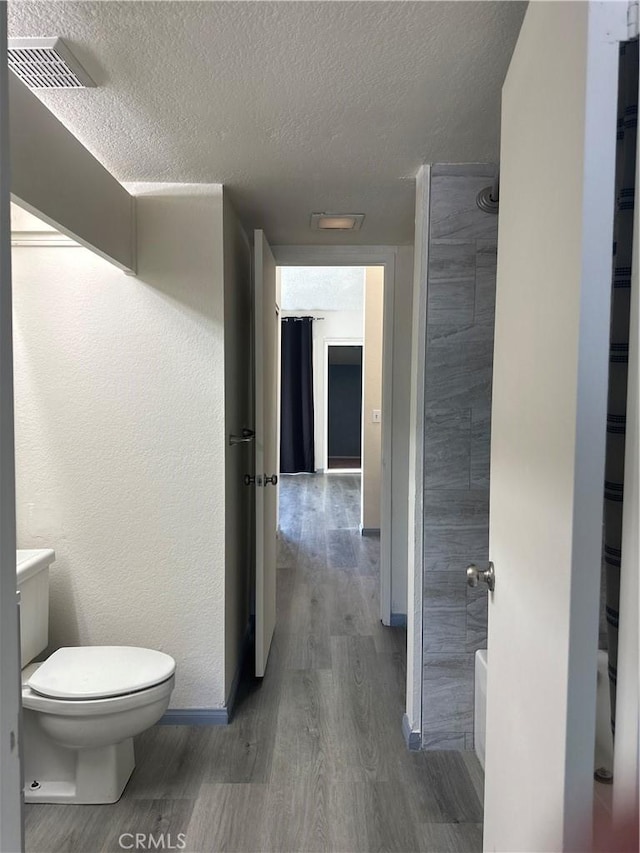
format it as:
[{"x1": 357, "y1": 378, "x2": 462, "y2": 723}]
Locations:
[{"x1": 7, "y1": 38, "x2": 95, "y2": 89}]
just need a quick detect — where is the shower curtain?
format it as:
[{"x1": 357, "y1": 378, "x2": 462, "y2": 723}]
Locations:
[
  {"x1": 603, "y1": 39, "x2": 638, "y2": 736},
  {"x1": 280, "y1": 317, "x2": 315, "y2": 473}
]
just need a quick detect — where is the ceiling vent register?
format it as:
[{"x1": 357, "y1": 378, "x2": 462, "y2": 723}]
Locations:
[{"x1": 7, "y1": 38, "x2": 95, "y2": 89}]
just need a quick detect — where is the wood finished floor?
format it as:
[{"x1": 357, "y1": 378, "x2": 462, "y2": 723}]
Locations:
[{"x1": 25, "y1": 474, "x2": 484, "y2": 853}]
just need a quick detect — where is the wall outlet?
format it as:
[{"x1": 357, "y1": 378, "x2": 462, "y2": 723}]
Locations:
[{"x1": 372, "y1": 409, "x2": 381, "y2": 423}]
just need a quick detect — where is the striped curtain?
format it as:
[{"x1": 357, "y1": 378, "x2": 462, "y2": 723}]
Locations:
[{"x1": 603, "y1": 39, "x2": 638, "y2": 736}]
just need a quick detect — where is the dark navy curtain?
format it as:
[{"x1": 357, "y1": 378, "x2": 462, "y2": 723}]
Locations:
[
  {"x1": 603, "y1": 39, "x2": 638, "y2": 736},
  {"x1": 280, "y1": 318, "x2": 315, "y2": 473}
]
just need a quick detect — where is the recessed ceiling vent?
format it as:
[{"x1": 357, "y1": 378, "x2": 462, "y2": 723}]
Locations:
[
  {"x1": 310, "y1": 213, "x2": 365, "y2": 232},
  {"x1": 7, "y1": 38, "x2": 95, "y2": 89}
]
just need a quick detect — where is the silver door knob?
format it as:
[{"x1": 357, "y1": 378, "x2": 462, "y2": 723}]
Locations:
[
  {"x1": 265, "y1": 474, "x2": 278, "y2": 486},
  {"x1": 466, "y1": 562, "x2": 495, "y2": 592}
]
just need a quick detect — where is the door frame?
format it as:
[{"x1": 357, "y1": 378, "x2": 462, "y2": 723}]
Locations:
[
  {"x1": 273, "y1": 245, "x2": 396, "y2": 624},
  {"x1": 404, "y1": 165, "x2": 430, "y2": 748},
  {"x1": 254, "y1": 230, "x2": 279, "y2": 677},
  {"x1": 323, "y1": 338, "x2": 364, "y2": 474},
  {"x1": 0, "y1": 6, "x2": 25, "y2": 849}
]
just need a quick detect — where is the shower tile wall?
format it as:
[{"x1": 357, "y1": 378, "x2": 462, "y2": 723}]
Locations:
[{"x1": 422, "y1": 165, "x2": 498, "y2": 750}]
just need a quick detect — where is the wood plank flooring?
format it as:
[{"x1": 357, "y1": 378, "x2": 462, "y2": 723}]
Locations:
[{"x1": 25, "y1": 474, "x2": 484, "y2": 853}]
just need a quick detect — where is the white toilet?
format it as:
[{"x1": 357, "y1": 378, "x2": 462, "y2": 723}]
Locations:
[{"x1": 17, "y1": 549, "x2": 176, "y2": 804}]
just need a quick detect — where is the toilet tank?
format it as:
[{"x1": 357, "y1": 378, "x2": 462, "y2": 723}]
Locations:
[{"x1": 16, "y1": 549, "x2": 55, "y2": 667}]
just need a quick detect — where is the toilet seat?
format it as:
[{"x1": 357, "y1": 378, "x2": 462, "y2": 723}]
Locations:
[
  {"x1": 27, "y1": 646, "x2": 176, "y2": 701},
  {"x1": 22, "y1": 671, "x2": 175, "y2": 717}
]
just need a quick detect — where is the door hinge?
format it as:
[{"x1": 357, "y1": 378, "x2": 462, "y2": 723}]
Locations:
[{"x1": 628, "y1": 0, "x2": 639, "y2": 38}]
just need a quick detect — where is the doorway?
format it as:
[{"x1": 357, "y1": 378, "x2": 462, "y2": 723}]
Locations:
[
  {"x1": 325, "y1": 342, "x2": 363, "y2": 472},
  {"x1": 277, "y1": 265, "x2": 384, "y2": 532},
  {"x1": 273, "y1": 248, "x2": 405, "y2": 627}
]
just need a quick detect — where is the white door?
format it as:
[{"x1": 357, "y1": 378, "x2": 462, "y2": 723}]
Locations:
[
  {"x1": 254, "y1": 230, "x2": 279, "y2": 677},
  {"x1": 483, "y1": 3, "x2": 629, "y2": 851}
]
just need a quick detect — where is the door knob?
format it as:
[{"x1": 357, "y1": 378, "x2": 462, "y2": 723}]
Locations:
[
  {"x1": 265, "y1": 474, "x2": 278, "y2": 486},
  {"x1": 244, "y1": 474, "x2": 256, "y2": 486},
  {"x1": 466, "y1": 562, "x2": 495, "y2": 592}
]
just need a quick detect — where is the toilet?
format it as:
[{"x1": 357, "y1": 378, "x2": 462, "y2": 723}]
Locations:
[{"x1": 17, "y1": 549, "x2": 176, "y2": 804}]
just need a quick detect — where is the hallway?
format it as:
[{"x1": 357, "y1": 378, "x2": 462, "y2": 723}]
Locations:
[{"x1": 24, "y1": 475, "x2": 484, "y2": 853}]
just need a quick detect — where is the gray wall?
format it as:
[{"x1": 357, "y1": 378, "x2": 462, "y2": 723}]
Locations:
[{"x1": 422, "y1": 165, "x2": 498, "y2": 750}]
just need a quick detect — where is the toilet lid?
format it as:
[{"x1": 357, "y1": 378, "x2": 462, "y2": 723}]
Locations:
[{"x1": 27, "y1": 646, "x2": 176, "y2": 700}]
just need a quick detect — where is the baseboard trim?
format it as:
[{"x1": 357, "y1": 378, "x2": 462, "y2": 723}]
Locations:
[
  {"x1": 361, "y1": 527, "x2": 380, "y2": 537},
  {"x1": 390, "y1": 613, "x2": 407, "y2": 628},
  {"x1": 158, "y1": 708, "x2": 228, "y2": 726},
  {"x1": 402, "y1": 713, "x2": 422, "y2": 751},
  {"x1": 159, "y1": 619, "x2": 253, "y2": 727}
]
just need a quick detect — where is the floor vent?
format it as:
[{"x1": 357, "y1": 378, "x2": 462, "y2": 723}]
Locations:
[{"x1": 7, "y1": 38, "x2": 95, "y2": 89}]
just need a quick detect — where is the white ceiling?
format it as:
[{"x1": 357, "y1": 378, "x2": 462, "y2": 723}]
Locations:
[
  {"x1": 8, "y1": 1, "x2": 527, "y2": 246},
  {"x1": 281, "y1": 266, "x2": 364, "y2": 312}
]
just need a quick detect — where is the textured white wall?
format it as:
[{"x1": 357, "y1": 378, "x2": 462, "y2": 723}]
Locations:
[{"x1": 13, "y1": 186, "x2": 227, "y2": 709}]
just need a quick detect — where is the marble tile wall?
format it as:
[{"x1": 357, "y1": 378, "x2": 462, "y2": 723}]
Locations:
[{"x1": 422, "y1": 166, "x2": 498, "y2": 750}]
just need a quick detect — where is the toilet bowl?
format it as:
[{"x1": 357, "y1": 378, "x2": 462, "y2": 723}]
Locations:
[{"x1": 17, "y1": 550, "x2": 176, "y2": 804}]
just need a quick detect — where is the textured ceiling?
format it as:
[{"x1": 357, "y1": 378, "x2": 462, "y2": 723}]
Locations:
[
  {"x1": 8, "y1": 1, "x2": 526, "y2": 245},
  {"x1": 281, "y1": 266, "x2": 364, "y2": 311}
]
